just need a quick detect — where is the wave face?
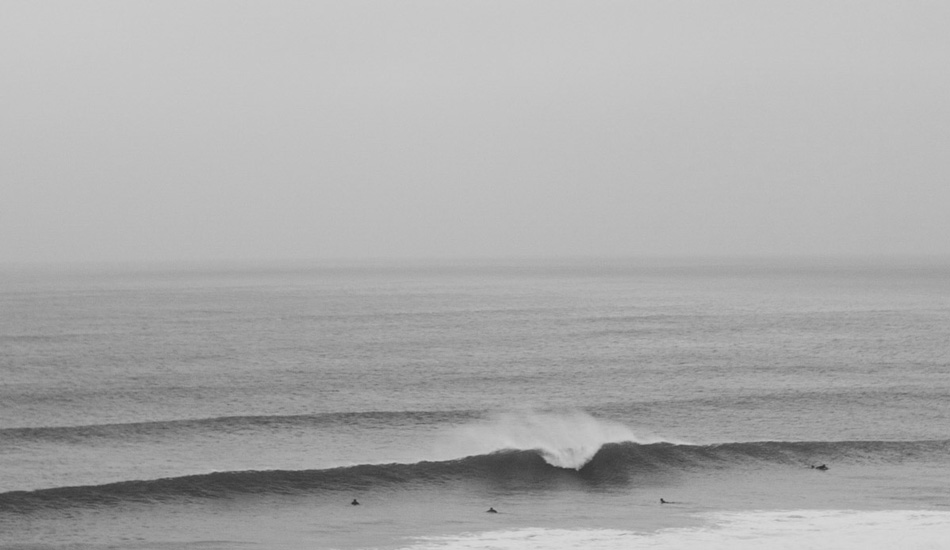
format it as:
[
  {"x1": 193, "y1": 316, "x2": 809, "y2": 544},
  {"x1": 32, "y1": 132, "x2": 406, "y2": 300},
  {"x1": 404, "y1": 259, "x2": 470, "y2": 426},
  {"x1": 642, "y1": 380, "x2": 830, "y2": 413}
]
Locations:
[{"x1": 3, "y1": 439, "x2": 947, "y2": 514}]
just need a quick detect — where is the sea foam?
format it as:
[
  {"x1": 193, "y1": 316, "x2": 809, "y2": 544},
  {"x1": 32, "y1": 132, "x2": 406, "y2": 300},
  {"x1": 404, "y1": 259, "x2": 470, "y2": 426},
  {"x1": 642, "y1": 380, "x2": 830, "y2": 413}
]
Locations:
[{"x1": 400, "y1": 510, "x2": 950, "y2": 550}]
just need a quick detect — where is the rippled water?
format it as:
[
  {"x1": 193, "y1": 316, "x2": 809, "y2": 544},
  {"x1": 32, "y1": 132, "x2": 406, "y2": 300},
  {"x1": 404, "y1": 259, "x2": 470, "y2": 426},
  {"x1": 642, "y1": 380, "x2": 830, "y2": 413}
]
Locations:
[{"x1": 2, "y1": 259, "x2": 948, "y2": 549}]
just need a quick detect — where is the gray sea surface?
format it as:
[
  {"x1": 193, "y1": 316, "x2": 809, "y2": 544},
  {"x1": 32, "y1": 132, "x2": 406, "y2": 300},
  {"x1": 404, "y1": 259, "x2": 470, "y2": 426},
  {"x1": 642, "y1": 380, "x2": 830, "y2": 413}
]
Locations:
[{"x1": 1, "y1": 258, "x2": 949, "y2": 549}]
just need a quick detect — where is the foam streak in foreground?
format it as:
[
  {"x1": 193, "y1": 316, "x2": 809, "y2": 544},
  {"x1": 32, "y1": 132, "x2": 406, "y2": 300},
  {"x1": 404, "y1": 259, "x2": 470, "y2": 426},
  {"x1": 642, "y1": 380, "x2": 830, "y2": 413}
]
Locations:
[{"x1": 402, "y1": 511, "x2": 950, "y2": 550}]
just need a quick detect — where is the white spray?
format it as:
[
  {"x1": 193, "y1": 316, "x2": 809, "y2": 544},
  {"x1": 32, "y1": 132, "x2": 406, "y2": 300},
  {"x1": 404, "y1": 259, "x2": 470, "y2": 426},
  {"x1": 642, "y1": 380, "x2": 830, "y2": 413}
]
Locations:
[{"x1": 435, "y1": 410, "x2": 670, "y2": 470}]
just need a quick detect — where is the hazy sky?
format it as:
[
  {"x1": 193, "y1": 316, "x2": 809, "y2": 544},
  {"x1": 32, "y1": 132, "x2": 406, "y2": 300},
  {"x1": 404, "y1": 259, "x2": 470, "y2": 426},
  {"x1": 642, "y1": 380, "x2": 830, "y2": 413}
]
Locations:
[{"x1": 3, "y1": 1, "x2": 949, "y2": 264}]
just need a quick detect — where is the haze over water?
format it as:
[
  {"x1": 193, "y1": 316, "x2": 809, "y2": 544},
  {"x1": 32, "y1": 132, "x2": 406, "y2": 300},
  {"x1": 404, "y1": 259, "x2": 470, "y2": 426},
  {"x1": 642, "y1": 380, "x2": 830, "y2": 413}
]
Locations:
[
  {"x1": 3, "y1": 1, "x2": 950, "y2": 264},
  {"x1": 4, "y1": 1, "x2": 950, "y2": 547}
]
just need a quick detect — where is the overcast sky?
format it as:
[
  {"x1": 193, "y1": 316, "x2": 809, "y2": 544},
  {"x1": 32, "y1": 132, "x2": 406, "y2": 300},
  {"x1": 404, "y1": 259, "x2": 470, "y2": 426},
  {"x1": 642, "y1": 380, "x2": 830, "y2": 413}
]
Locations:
[{"x1": 3, "y1": 1, "x2": 949, "y2": 264}]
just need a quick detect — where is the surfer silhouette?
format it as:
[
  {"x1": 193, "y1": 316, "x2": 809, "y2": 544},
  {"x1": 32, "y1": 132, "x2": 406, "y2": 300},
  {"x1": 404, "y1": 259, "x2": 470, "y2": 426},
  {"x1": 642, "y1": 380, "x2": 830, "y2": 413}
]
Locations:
[
  {"x1": 351, "y1": 499, "x2": 360, "y2": 505},
  {"x1": 810, "y1": 464, "x2": 829, "y2": 471},
  {"x1": 487, "y1": 507, "x2": 497, "y2": 513},
  {"x1": 660, "y1": 498, "x2": 667, "y2": 504}
]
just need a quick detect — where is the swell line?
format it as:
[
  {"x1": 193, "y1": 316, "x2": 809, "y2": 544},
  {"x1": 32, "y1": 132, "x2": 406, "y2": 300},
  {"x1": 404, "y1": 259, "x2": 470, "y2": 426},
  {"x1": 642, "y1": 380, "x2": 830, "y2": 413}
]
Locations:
[
  {"x1": 0, "y1": 409, "x2": 482, "y2": 443},
  {"x1": 3, "y1": 439, "x2": 947, "y2": 514}
]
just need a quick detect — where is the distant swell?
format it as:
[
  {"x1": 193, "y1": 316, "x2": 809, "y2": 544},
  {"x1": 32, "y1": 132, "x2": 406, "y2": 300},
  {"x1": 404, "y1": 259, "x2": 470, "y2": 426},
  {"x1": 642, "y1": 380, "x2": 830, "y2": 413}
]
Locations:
[
  {"x1": 3, "y1": 439, "x2": 947, "y2": 514},
  {"x1": 0, "y1": 410, "x2": 482, "y2": 444}
]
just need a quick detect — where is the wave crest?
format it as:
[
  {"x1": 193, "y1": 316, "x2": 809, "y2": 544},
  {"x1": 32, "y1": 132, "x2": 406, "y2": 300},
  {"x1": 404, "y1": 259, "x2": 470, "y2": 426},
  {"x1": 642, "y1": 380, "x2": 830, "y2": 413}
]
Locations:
[{"x1": 437, "y1": 411, "x2": 669, "y2": 470}]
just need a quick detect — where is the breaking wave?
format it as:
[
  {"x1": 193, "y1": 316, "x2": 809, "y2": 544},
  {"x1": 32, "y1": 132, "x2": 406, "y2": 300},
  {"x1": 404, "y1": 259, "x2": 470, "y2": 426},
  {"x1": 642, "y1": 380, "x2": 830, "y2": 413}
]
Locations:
[
  {"x1": 2, "y1": 439, "x2": 946, "y2": 514},
  {"x1": 434, "y1": 410, "x2": 676, "y2": 469}
]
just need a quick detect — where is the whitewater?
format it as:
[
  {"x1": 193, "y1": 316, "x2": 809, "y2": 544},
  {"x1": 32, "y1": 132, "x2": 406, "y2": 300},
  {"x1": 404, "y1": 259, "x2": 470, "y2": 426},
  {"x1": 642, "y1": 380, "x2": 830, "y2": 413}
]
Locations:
[{"x1": 1, "y1": 259, "x2": 948, "y2": 549}]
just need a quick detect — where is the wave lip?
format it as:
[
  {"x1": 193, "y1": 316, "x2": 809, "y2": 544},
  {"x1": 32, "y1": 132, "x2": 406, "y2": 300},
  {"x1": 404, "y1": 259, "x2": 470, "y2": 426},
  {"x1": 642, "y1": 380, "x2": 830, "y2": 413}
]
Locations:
[{"x1": 436, "y1": 410, "x2": 673, "y2": 470}]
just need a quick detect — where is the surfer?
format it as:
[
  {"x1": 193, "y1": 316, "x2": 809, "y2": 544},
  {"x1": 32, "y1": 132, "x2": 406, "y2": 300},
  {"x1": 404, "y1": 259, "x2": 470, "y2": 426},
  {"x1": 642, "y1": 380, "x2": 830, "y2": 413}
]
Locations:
[
  {"x1": 487, "y1": 507, "x2": 497, "y2": 513},
  {"x1": 660, "y1": 498, "x2": 667, "y2": 504},
  {"x1": 351, "y1": 499, "x2": 360, "y2": 505},
  {"x1": 810, "y1": 464, "x2": 829, "y2": 471}
]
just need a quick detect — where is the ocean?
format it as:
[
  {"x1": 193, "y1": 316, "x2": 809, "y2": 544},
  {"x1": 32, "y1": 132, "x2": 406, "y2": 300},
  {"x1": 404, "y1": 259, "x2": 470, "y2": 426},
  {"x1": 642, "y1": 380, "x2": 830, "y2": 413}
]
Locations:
[{"x1": 1, "y1": 258, "x2": 948, "y2": 549}]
